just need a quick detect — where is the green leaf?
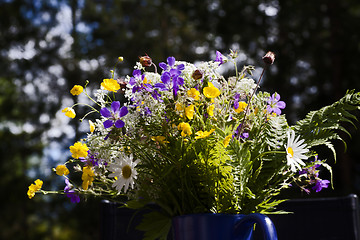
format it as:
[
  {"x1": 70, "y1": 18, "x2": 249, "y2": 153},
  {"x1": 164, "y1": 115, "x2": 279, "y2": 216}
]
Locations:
[{"x1": 136, "y1": 211, "x2": 172, "y2": 240}]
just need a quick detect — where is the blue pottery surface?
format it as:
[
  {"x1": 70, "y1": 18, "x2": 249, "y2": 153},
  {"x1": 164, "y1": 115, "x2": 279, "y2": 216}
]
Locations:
[{"x1": 172, "y1": 213, "x2": 278, "y2": 240}]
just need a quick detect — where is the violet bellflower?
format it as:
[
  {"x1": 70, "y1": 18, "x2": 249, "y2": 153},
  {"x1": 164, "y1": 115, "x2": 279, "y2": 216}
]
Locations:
[
  {"x1": 233, "y1": 93, "x2": 241, "y2": 109},
  {"x1": 80, "y1": 151, "x2": 104, "y2": 167},
  {"x1": 312, "y1": 179, "x2": 330, "y2": 192},
  {"x1": 100, "y1": 101, "x2": 128, "y2": 129},
  {"x1": 64, "y1": 179, "x2": 80, "y2": 203},
  {"x1": 215, "y1": 51, "x2": 225, "y2": 65},
  {"x1": 267, "y1": 92, "x2": 286, "y2": 115},
  {"x1": 233, "y1": 124, "x2": 249, "y2": 139},
  {"x1": 155, "y1": 56, "x2": 185, "y2": 97}
]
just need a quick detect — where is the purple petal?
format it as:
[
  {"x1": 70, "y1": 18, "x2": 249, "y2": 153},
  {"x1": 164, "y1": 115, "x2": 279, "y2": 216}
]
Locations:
[
  {"x1": 167, "y1": 56, "x2": 175, "y2": 67},
  {"x1": 100, "y1": 107, "x2": 112, "y2": 118},
  {"x1": 103, "y1": 120, "x2": 114, "y2": 128},
  {"x1": 169, "y1": 68, "x2": 181, "y2": 78},
  {"x1": 276, "y1": 101, "x2": 286, "y2": 109},
  {"x1": 177, "y1": 64, "x2": 185, "y2": 71},
  {"x1": 114, "y1": 120, "x2": 125, "y2": 128},
  {"x1": 215, "y1": 51, "x2": 224, "y2": 65},
  {"x1": 111, "y1": 101, "x2": 121, "y2": 113},
  {"x1": 154, "y1": 83, "x2": 167, "y2": 90},
  {"x1": 129, "y1": 77, "x2": 136, "y2": 86},
  {"x1": 273, "y1": 108, "x2": 281, "y2": 115},
  {"x1": 161, "y1": 72, "x2": 171, "y2": 84},
  {"x1": 132, "y1": 69, "x2": 142, "y2": 77},
  {"x1": 272, "y1": 93, "x2": 280, "y2": 101},
  {"x1": 159, "y1": 62, "x2": 167, "y2": 70},
  {"x1": 176, "y1": 76, "x2": 184, "y2": 86},
  {"x1": 234, "y1": 101, "x2": 239, "y2": 109},
  {"x1": 119, "y1": 106, "x2": 128, "y2": 117}
]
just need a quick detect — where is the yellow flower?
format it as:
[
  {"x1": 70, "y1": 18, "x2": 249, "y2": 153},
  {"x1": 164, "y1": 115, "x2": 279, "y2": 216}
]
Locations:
[
  {"x1": 187, "y1": 88, "x2": 200, "y2": 100},
  {"x1": 203, "y1": 82, "x2": 220, "y2": 98},
  {"x1": 177, "y1": 122, "x2": 192, "y2": 137},
  {"x1": 62, "y1": 107, "x2": 76, "y2": 119},
  {"x1": 55, "y1": 164, "x2": 69, "y2": 176},
  {"x1": 234, "y1": 102, "x2": 248, "y2": 113},
  {"x1": 27, "y1": 179, "x2": 43, "y2": 199},
  {"x1": 207, "y1": 104, "x2": 215, "y2": 116},
  {"x1": 69, "y1": 142, "x2": 89, "y2": 159},
  {"x1": 195, "y1": 129, "x2": 215, "y2": 139},
  {"x1": 143, "y1": 77, "x2": 151, "y2": 84},
  {"x1": 89, "y1": 120, "x2": 95, "y2": 133},
  {"x1": 185, "y1": 105, "x2": 195, "y2": 120},
  {"x1": 101, "y1": 78, "x2": 120, "y2": 92},
  {"x1": 223, "y1": 134, "x2": 232, "y2": 148},
  {"x1": 70, "y1": 85, "x2": 83, "y2": 96},
  {"x1": 82, "y1": 166, "x2": 95, "y2": 190},
  {"x1": 151, "y1": 136, "x2": 169, "y2": 144}
]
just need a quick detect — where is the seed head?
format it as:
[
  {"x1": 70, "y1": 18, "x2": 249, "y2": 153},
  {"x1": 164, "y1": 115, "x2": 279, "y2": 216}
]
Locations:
[{"x1": 262, "y1": 51, "x2": 275, "y2": 65}]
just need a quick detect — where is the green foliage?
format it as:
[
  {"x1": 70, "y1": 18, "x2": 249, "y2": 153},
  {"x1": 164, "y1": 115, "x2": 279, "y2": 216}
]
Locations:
[{"x1": 294, "y1": 90, "x2": 360, "y2": 161}]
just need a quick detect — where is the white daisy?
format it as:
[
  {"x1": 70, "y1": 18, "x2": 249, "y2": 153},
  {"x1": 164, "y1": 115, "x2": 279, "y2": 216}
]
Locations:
[
  {"x1": 285, "y1": 130, "x2": 309, "y2": 172},
  {"x1": 108, "y1": 154, "x2": 139, "y2": 193}
]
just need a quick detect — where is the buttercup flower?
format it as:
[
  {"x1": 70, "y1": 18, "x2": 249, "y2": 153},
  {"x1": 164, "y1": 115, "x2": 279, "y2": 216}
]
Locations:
[
  {"x1": 55, "y1": 164, "x2": 69, "y2": 176},
  {"x1": 195, "y1": 129, "x2": 215, "y2": 139},
  {"x1": 27, "y1": 179, "x2": 43, "y2": 199},
  {"x1": 207, "y1": 105, "x2": 215, "y2": 117},
  {"x1": 286, "y1": 130, "x2": 309, "y2": 172},
  {"x1": 62, "y1": 107, "x2": 76, "y2": 118},
  {"x1": 185, "y1": 105, "x2": 195, "y2": 120},
  {"x1": 101, "y1": 78, "x2": 120, "y2": 92},
  {"x1": 89, "y1": 120, "x2": 95, "y2": 133},
  {"x1": 187, "y1": 88, "x2": 200, "y2": 100},
  {"x1": 203, "y1": 82, "x2": 220, "y2": 99},
  {"x1": 151, "y1": 136, "x2": 169, "y2": 144},
  {"x1": 234, "y1": 101, "x2": 247, "y2": 113},
  {"x1": 177, "y1": 122, "x2": 192, "y2": 137},
  {"x1": 70, "y1": 85, "x2": 83, "y2": 96},
  {"x1": 82, "y1": 166, "x2": 94, "y2": 190},
  {"x1": 70, "y1": 142, "x2": 89, "y2": 159},
  {"x1": 108, "y1": 155, "x2": 139, "y2": 193},
  {"x1": 223, "y1": 134, "x2": 232, "y2": 148}
]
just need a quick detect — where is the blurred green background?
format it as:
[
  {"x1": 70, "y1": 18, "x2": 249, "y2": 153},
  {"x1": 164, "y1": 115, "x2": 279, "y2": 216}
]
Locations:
[{"x1": 1, "y1": 0, "x2": 360, "y2": 239}]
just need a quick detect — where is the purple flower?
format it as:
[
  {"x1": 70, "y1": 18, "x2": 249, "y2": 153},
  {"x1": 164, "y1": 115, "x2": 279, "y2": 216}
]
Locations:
[
  {"x1": 312, "y1": 179, "x2": 330, "y2": 192},
  {"x1": 100, "y1": 101, "x2": 128, "y2": 129},
  {"x1": 64, "y1": 179, "x2": 80, "y2": 203},
  {"x1": 215, "y1": 51, "x2": 225, "y2": 65},
  {"x1": 233, "y1": 93, "x2": 241, "y2": 109},
  {"x1": 129, "y1": 69, "x2": 144, "y2": 86},
  {"x1": 80, "y1": 151, "x2": 102, "y2": 167},
  {"x1": 267, "y1": 92, "x2": 286, "y2": 115},
  {"x1": 233, "y1": 124, "x2": 249, "y2": 139},
  {"x1": 156, "y1": 56, "x2": 184, "y2": 97}
]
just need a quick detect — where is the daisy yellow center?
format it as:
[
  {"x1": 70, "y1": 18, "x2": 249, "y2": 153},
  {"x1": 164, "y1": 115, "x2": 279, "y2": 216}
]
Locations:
[
  {"x1": 122, "y1": 165, "x2": 132, "y2": 179},
  {"x1": 287, "y1": 147, "x2": 294, "y2": 158}
]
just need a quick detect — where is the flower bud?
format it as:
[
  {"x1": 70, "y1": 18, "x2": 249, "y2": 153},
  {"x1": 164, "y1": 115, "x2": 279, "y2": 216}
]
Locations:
[
  {"x1": 139, "y1": 55, "x2": 152, "y2": 67},
  {"x1": 192, "y1": 69, "x2": 203, "y2": 80},
  {"x1": 117, "y1": 78, "x2": 127, "y2": 94},
  {"x1": 262, "y1": 51, "x2": 275, "y2": 65}
]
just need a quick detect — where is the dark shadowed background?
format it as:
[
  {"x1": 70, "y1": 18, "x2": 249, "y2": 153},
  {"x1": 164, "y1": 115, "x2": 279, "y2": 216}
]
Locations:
[{"x1": 1, "y1": 0, "x2": 360, "y2": 239}]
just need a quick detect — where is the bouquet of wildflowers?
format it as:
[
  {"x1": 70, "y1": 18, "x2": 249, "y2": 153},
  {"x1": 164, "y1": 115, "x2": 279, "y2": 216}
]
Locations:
[{"x1": 28, "y1": 50, "x2": 360, "y2": 239}]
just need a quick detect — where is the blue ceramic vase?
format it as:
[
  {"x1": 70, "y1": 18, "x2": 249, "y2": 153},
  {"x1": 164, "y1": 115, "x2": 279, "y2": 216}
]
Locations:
[{"x1": 172, "y1": 213, "x2": 278, "y2": 240}]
